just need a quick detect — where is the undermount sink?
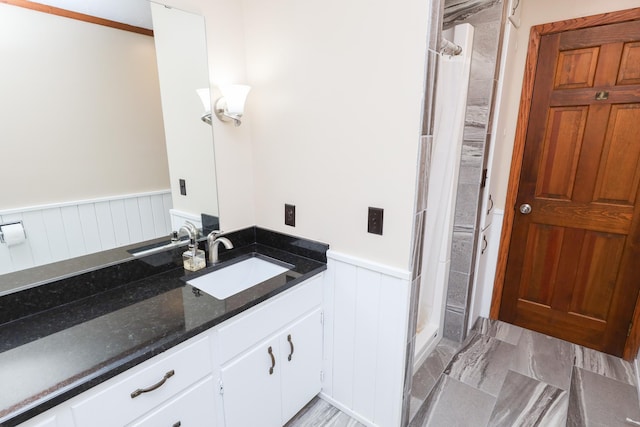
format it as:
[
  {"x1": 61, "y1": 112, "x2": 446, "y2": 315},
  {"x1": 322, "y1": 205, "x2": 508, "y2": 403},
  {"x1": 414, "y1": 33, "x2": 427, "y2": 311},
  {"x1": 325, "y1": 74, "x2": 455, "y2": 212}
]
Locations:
[{"x1": 186, "y1": 257, "x2": 290, "y2": 299}]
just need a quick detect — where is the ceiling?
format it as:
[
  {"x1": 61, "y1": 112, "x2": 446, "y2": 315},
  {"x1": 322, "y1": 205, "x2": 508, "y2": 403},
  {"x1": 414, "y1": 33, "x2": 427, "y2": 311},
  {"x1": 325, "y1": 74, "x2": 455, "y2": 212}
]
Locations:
[{"x1": 34, "y1": 0, "x2": 153, "y2": 29}]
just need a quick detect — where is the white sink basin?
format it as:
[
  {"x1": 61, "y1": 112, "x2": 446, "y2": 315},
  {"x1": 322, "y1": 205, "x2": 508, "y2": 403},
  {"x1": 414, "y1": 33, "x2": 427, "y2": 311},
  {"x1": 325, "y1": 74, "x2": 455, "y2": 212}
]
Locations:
[{"x1": 186, "y1": 257, "x2": 289, "y2": 299}]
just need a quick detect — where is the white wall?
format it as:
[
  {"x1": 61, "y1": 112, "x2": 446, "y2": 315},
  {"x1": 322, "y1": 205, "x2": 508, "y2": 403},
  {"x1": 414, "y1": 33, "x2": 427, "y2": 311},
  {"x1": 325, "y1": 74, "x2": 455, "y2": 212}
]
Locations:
[
  {"x1": 0, "y1": 4, "x2": 169, "y2": 210},
  {"x1": 241, "y1": 0, "x2": 429, "y2": 269},
  {"x1": 490, "y1": 0, "x2": 640, "y2": 210},
  {"x1": 156, "y1": 0, "x2": 429, "y2": 269}
]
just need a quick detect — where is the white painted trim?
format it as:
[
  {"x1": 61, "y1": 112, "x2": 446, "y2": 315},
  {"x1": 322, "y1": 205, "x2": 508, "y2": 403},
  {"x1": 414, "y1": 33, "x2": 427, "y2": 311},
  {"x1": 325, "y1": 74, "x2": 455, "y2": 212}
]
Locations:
[
  {"x1": 326, "y1": 250, "x2": 412, "y2": 281},
  {"x1": 318, "y1": 393, "x2": 378, "y2": 427},
  {"x1": 0, "y1": 190, "x2": 171, "y2": 216}
]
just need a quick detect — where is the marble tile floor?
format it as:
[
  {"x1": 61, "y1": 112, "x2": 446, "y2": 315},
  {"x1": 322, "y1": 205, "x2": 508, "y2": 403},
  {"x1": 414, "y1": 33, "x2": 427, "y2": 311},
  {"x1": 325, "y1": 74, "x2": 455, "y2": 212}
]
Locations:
[
  {"x1": 287, "y1": 319, "x2": 639, "y2": 427},
  {"x1": 410, "y1": 318, "x2": 640, "y2": 427}
]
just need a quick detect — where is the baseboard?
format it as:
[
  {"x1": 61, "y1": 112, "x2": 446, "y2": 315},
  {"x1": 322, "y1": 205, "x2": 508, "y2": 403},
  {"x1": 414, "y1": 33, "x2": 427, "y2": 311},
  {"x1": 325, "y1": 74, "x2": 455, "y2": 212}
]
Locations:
[{"x1": 318, "y1": 393, "x2": 378, "y2": 427}]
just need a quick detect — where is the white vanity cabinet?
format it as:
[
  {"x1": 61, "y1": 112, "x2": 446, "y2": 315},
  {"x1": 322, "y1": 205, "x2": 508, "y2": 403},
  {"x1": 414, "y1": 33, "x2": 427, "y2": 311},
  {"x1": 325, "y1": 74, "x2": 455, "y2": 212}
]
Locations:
[
  {"x1": 14, "y1": 273, "x2": 324, "y2": 427},
  {"x1": 71, "y1": 336, "x2": 214, "y2": 427},
  {"x1": 212, "y1": 275, "x2": 323, "y2": 427}
]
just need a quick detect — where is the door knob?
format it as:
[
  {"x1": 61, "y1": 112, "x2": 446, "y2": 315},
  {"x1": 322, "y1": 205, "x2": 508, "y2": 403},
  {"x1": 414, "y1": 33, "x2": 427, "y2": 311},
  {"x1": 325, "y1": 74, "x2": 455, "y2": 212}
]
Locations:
[{"x1": 519, "y1": 204, "x2": 532, "y2": 214}]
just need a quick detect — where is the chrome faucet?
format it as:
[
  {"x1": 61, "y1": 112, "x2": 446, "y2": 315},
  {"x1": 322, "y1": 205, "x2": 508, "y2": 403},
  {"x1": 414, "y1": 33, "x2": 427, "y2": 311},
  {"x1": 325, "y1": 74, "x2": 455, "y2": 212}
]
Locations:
[
  {"x1": 207, "y1": 231, "x2": 234, "y2": 264},
  {"x1": 177, "y1": 222, "x2": 198, "y2": 242}
]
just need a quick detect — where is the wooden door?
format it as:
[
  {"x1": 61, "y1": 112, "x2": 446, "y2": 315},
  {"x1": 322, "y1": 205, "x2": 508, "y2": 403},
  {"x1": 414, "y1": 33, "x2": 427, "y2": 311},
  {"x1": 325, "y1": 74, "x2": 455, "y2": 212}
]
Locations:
[{"x1": 499, "y1": 19, "x2": 640, "y2": 357}]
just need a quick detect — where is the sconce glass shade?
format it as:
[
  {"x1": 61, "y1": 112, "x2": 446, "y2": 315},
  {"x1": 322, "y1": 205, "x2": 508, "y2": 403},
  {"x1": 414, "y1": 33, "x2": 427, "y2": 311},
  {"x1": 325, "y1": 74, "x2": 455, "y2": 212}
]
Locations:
[
  {"x1": 196, "y1": 88, "x2": 212, "y2": 124},
  {"x1": 219, "y1": 84, "x2": 250, "y2": 115},
  {"x1": 214, "y1": 84, "x2": 251, "y2": 126},
  {"x1": 196, "y1": 88, "x2": 211, "y2": 111}
]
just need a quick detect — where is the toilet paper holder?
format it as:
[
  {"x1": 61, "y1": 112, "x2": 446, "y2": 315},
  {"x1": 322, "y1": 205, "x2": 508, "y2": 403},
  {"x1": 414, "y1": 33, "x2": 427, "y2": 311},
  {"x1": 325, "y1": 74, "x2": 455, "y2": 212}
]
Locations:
[{"x1": 0, "y1": 221, "x2": 26, "y2": 244}]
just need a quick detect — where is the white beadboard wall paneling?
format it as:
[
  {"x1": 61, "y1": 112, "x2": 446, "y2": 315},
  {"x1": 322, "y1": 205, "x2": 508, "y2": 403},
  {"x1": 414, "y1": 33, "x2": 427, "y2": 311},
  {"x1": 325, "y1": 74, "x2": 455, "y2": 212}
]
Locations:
[
  {"x1": 330, "y1": 259, "x2": 359, "y2": 408},
  {"x1": 94, "y1": 201, "x2": 117, "y2": 251},
  {"x1": 0, "y1": 191, "x2": 171, "y2": 275},
  {"x1": 323, "y1": 251, "x2": 411, "y2": 427},
  {"x1": 41, "y1": 208, "x2": 71, "y2": 263},
  {"x1": 151, "y1": 195, "x2": 168, "y2": 237},
  {"x1": 78, "y1": 204, "x2": 103, "y2": 254},
  {"x1": 124, "y1": 198, "x2": 144, "y2": 244}
]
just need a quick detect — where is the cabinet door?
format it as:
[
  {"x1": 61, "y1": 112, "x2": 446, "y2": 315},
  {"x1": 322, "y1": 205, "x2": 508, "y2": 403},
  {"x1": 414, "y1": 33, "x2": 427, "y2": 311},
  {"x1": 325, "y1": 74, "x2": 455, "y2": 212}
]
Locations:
[
  {"x1": 220, "y1": 338, "x2": 281, "y2": 427},
  {"x1": 280, "y1": 309, "x2": 323, "y2": 423}
]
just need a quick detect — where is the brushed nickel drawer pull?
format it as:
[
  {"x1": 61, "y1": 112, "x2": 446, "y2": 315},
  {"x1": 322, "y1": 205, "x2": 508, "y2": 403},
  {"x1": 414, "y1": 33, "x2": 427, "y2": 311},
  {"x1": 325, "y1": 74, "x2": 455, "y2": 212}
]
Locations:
[
  {"x1": 130, "y1": 370, "x2": 175, "y2": 398},
  {"x1": 268, "y1": 346, "x2": 275, "y2": 375},
  {"x1": 287, "y1": 334, "x2": 294, "y2": 361},
  {"x1": 172, "y1": 422, "x2": 182, "y2": 427}
]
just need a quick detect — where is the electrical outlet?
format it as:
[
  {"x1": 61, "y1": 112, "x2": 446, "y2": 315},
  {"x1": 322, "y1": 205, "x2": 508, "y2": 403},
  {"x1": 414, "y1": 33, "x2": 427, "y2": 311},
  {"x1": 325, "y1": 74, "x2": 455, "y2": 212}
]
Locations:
[
  {"x1": 368, "y1": 207, "x2": 383, "y2": 235},
  {"x1": 285, "y1": 204, "x2": 296, "y2": 227},
  {"x1": 179, "y1": 179, "x2": 187, "y2": 196}
]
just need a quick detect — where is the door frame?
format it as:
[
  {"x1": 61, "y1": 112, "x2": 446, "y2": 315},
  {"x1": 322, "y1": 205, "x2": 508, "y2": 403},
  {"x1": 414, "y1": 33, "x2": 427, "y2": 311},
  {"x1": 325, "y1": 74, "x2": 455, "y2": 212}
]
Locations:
[{"x1": 489, "y1": 7, "x2": 640, "y2": 360}]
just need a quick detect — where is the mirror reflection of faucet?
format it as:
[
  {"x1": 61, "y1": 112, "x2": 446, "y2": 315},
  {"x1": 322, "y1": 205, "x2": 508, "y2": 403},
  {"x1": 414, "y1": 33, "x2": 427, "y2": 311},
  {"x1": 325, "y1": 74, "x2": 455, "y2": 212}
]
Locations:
[
  {"x1": 180, "y1": 222, "x2": 206, "y2": 272},
  {"x1": 207, "y1": 231, "x2": 234, "y2": 264}
]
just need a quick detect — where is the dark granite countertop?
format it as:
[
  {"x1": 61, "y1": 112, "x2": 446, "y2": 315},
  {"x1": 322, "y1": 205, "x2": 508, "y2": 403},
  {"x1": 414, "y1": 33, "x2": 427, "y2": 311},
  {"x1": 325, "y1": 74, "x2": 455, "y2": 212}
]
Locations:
[{"x1": 0, "y1": 227, "x2": 327, "y2": 426}]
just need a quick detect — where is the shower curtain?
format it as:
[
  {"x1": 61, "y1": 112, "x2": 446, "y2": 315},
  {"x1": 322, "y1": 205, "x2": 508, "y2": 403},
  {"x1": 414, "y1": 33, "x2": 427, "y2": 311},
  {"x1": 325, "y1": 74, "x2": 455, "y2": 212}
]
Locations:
[{"x1": 415, "y1": 23, "x2": 474, "y2": 350}]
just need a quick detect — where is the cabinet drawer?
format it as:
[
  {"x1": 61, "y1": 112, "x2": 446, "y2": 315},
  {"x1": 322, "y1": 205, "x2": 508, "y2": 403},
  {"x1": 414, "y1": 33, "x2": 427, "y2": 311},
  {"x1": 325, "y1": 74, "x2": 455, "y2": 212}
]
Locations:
[
  {"x1": 128, "y1": 377, "x2": 216, "y2": 427},
  {"x1": 216, "y1": 275, "x2": 322, "y2": 363},
  {"x1": 72, "y1": 337, "x2": 212, "y2": 427}
]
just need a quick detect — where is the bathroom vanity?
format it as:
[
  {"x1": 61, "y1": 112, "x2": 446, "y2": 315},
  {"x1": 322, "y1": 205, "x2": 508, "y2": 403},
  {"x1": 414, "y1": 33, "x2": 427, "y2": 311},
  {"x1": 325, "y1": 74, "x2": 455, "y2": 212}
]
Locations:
[{"x1": 0, "y1": 227, "x2": 328, "y2": 427}]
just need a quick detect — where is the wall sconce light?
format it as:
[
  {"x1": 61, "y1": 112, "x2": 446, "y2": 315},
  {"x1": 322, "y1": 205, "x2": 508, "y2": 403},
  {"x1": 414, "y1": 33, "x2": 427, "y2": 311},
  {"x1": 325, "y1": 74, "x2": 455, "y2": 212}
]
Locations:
[
  {"x1": 196, "y1": 88, "x2": 213, "y2": 125},
  {"x1": 214, "y1": 84, "x2": 251, "y2": 127}
]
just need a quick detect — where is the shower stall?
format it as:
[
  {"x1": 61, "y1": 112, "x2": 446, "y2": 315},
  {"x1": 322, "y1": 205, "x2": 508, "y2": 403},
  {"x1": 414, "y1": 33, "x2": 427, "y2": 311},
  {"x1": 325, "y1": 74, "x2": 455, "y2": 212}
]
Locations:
[{"x1": 414, "y1": 23, "x2": 474, "y2": 368}]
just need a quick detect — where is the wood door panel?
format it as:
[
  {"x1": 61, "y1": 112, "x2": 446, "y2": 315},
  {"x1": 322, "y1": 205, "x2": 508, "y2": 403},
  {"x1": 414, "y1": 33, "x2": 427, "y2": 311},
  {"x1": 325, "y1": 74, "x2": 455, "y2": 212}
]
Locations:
[
  {"x1": 593, "y1": 104, "x2": 640, "y2": 204},
  {"x1": 531, "y1": 200, "x2": 632, "y2": 234},
  {"x1": 518, "y1": 224, "x2": 564, "y2": 306},
  {"x1": 515, "y1": 298, "x2": 606, "y2": 347},
  {"x1": 618, "y1": 42, "x2": 640, "y2": 85},
  {"x1": 536, "y1": 107, "x2": 588, "y2": 199},
  {"x1": 500, "y1": 18, "x2": 640, "y2": 357},
  {"x1": 554, "y1": 48, "x2": 599, "y2": 89},
  {"x1": 571, "y1": 231, "x2": 626, "y2": 319}
]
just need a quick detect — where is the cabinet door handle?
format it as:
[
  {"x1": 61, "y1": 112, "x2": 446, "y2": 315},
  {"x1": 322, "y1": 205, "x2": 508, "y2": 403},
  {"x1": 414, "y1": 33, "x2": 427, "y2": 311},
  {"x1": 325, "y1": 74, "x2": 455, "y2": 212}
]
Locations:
[
  {"x1": 130, "y1": 370, "x2": 175, "y2": 398},
  {"x1": 287, "y1": 334, "x2": 295, "y2": 361},
  {"x1": 268, "y1": 346, "x2": 275, "y2": 375},
  {"x1": 481, "y1": 235, "x2": 488, "y2": 255},
  {"x1": 172, "y1": 422, "x2": 182, "y2": 427}
]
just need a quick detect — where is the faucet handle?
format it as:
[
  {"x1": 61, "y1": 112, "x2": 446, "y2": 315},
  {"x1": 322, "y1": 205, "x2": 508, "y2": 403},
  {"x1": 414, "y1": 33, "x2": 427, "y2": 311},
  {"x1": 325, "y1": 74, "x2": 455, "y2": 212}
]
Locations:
[{"x1": 207, "y1": 230, "x2": 224, "y2": 241}]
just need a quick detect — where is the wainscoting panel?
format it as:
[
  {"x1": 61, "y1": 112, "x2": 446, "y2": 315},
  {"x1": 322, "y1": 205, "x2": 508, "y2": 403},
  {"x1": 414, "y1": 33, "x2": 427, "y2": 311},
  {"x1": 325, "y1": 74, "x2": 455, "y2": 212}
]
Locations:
[
  {"x1": 0, "y1": 191, "x2": 172, "y2": 275},
  {"x1": 322, "y1": 251, "x2": 411, "y2": 427}
]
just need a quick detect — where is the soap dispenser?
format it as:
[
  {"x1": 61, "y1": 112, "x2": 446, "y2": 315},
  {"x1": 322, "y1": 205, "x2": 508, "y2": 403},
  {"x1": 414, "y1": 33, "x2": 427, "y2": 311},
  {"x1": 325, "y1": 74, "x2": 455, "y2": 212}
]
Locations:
[{"x1": 183, "y1": 238, "x2": 206, "y2": 271}]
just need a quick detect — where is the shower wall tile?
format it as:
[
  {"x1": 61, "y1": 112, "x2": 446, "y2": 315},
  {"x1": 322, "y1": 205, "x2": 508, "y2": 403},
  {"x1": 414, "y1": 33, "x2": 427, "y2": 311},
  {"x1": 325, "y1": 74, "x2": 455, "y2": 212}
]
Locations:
[
  {"x1": 428, "y1": 0, "x2": 445, "y2": 51},
  {"x1": 463, "y1": 124, "x2": 486, "y2": 142},
  {"x1": 443, "y1": 0, "x2": 501, "y2": 28},
  {"x1": 450, "y1": 230, "x2": 474, "y2": 273},
  {"x1": 411, "y1": 210, "x2": 426, "y2": 279},
  {"x1": 446, "y1": 270, "x2": 469, "y2": 309},
  {"x1": 415, "y1": 136, "x2": 433, "y2": 213},
  {"x1": 464, "y1": 104, "x2": 490, "y2": 129},
  {"x1": 467, "y1": 78, "x2": 495, "y2": 107},
  {"x1": 443, "y1": 307, "x2": 466, "y2": 342},
  {"x1": 454, "y1": 183, "x2": 481, "y2": 226},
  {"x1": 443, "y1": 0, "x2": 503, "y2": 344},
  {"x1": 408, "y1": 275, "x2": 422, "y2": 342},
  {"x1": 422, "y1": 50, "x2": 440, "y2": 136},
  {"x1": 469, "y1": 21, "x2": 502, "y2": 81}
]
